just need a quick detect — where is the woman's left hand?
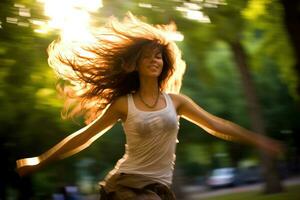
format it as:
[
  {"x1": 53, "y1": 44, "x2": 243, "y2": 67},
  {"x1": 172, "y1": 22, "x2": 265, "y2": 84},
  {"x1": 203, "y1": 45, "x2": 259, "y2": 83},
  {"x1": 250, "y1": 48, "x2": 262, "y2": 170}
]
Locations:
[{"x1": 257, "y1": 138, "x2": 285, "y2": 157}]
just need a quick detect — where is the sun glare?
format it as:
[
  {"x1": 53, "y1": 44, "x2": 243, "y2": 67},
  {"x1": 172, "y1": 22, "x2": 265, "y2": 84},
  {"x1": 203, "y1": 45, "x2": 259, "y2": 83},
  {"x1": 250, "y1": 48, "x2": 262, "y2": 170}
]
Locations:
[
  {"x1": 37, "y1": 0, "x2": 103, "y2": 42},
  {"x1": 166, "y1": 32, "x2": 184, "y2": 42}
]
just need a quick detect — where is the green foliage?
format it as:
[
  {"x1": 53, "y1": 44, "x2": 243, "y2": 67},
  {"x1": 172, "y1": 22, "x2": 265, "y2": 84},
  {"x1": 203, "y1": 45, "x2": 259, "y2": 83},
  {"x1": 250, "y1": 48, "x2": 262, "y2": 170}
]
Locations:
[
  {"x1": 243, "y1": 0, "x2": 298, "y2": 99},
  {"x1": 0, "y1": 0, "x2": 299, "y2": 198}
]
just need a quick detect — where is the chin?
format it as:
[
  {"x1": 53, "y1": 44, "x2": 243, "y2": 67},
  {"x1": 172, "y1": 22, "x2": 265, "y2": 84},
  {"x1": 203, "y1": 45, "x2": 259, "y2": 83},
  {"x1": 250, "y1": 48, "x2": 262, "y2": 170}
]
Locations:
[
  {"x1": 148, "y1": 73, "x2": 161, "y2": 78},
  {"x1": 149, "y1": 70, "x2": 162, "y2": 77}
]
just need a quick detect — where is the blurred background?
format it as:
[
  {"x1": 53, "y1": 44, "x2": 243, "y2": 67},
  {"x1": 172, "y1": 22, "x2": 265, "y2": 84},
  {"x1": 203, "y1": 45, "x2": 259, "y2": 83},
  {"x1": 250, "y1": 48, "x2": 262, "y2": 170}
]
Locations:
[{"x1": 1, "y1": 0, "x2": 300, "y2": 199}]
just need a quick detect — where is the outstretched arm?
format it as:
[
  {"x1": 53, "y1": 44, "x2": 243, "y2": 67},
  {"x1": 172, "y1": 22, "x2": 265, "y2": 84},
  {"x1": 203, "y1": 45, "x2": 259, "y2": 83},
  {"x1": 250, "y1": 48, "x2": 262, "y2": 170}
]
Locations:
[
  {"x1": 16, "y1": 98, "x2": 125, "y2": 176},
  {"x1": 172, "y1": 94, "x2": 283, "y2": 156}
]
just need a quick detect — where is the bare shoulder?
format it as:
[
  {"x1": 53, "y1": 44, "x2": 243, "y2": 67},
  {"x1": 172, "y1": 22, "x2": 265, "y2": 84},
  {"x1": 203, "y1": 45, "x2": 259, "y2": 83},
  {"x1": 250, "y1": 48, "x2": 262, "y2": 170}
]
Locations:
[
  {"x1": 113, "y1": 95, "x2": 127, "y2": 106},
  {"x1": 110, "y1": 95, "x2": 128, "y2": 121},
  {"x1": 111, "y1": 95, "x2": 127, "y2": 111},
  {"x1": 167, "y1": 93, "x2": 191, "y2": 112},
  {"x1": 168, "y1": 93, "x2": 190, "y2": 103}
]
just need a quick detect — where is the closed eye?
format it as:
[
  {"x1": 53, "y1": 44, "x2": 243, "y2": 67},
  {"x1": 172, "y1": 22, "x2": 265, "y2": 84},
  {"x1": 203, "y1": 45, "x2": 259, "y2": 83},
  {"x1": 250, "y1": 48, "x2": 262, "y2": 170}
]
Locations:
[{"x1": 155, "y1": 53, "x2": 162, "y2": 59}]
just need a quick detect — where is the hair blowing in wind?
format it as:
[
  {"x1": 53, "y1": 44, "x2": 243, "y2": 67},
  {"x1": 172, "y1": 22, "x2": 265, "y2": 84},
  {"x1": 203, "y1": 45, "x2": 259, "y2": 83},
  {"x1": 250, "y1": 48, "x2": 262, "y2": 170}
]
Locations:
[{"x1": 47, "y1": 12, "x2": 186, "y2": 123}]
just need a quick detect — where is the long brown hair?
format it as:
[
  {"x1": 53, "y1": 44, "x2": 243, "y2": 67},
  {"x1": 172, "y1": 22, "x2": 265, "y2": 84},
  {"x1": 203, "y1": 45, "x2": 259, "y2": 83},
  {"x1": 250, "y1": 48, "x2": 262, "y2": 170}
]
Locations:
[{"x1": 48, "y1": 13, "x2": 186, "y2": 123}]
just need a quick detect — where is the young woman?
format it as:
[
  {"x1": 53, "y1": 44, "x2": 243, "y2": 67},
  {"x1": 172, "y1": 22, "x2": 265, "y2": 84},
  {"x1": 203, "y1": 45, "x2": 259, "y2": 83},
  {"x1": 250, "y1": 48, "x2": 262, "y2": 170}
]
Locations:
[{"x1": 16, "y1": 13, "x2": 282, "y2": 200}]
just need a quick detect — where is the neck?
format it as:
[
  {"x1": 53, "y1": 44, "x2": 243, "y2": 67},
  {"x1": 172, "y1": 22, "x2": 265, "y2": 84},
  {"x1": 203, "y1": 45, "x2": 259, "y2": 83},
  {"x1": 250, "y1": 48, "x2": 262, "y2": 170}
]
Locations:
[{"x1": 138, "y1": 76, "x2": 160, "y2": 97}]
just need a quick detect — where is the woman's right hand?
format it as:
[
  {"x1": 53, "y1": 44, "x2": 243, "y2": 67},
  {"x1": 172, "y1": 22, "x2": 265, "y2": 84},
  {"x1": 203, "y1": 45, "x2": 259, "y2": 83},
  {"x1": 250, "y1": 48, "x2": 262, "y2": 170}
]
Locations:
[{"x1": 16, "y1": 157, "x2": 43, "y2": 177}]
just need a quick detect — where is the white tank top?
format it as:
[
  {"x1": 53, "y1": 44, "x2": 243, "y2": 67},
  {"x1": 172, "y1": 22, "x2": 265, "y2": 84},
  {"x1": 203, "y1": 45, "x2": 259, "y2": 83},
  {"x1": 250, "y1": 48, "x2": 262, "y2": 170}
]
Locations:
[{"x1": 107, "y1": 92, "x2": 179, "y2": 186}]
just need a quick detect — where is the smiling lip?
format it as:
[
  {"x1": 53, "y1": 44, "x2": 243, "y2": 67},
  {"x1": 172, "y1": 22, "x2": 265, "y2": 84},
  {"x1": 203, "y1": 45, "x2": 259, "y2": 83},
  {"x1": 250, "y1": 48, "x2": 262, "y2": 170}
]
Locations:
[
  {"x1": 149, "y1": 66, "x2": 159, "y2": 71},
  {"x1": 150, "y1": 64, "x2": 159, "y2": 68}
]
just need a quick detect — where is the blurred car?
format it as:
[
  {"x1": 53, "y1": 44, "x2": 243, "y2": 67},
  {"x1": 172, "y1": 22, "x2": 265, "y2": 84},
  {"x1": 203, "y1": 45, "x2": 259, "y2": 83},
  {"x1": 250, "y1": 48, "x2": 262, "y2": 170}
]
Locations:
[
  {"x1": 240, "y1": 163, "x2": 288, "y2": 184},
  {"x1": 206, "y1": 167, "x2": 241, "y2": 188},
  {"x1": 240, "y1": 165, "x2": 263, "y2": 184}
]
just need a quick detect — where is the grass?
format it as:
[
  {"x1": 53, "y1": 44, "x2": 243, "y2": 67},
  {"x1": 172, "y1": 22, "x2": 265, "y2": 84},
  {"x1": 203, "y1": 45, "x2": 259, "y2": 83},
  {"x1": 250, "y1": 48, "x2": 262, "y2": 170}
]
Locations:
[{"x1": 201, "y1": 185, "x2": 300, "y2": 200}]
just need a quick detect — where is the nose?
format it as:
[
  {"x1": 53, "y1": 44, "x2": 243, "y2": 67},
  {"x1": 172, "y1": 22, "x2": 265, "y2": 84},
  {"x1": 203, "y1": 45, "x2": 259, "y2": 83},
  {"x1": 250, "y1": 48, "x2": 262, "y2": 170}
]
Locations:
[
  {"x1": 151, "y1": 59, "x2": 160, "y2": 66},
  {"x1": 152, "y1": 55, "x2": 161, "y2": 62}
]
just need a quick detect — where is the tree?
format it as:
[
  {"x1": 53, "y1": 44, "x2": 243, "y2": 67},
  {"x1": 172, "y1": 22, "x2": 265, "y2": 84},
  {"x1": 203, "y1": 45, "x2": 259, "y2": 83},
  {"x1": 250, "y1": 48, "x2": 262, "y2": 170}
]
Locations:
[
  {"x1": 200, "y1": 0, "x2": 284, "y2": 193},
  {"x1": 280, "y1": 0, "x2": 300, "y2": 97}
]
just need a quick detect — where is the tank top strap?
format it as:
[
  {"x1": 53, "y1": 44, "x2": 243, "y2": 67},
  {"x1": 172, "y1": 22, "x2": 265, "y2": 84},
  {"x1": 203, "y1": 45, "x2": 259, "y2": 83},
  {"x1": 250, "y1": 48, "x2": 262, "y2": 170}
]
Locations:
[
  {"x1": 163, "y1": 92, "x2": 176, "y2": 112},
  {"x1": 162, "y1": 92, "x2": 171, "y2": 106},
  {"x1": 127, "y1": 93, "x2": 136, "y2": 113},
  {"x1": 162, "y1": 92, "x2": 169, "y2": 103}
]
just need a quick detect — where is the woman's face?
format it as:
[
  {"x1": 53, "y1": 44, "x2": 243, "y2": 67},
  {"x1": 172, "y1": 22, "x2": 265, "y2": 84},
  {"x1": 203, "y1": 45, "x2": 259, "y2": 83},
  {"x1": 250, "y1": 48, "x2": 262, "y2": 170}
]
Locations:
[{"x1": 137, "y1": 46, "x2": 163, "y2": 78}]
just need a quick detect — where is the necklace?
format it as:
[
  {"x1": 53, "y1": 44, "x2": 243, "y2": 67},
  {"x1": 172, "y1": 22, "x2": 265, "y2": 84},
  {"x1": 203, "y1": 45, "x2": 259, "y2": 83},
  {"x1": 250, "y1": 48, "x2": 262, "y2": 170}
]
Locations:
[{"x1": 138, "y1": 90, "x2": 160, "y2": 108}]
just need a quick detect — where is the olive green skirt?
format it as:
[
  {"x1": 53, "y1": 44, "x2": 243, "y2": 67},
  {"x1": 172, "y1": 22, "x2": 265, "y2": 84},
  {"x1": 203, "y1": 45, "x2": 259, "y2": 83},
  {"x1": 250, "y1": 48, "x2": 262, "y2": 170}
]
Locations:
[{"x1": 99, "y1": 173, "x2": 176, "y2": 200}]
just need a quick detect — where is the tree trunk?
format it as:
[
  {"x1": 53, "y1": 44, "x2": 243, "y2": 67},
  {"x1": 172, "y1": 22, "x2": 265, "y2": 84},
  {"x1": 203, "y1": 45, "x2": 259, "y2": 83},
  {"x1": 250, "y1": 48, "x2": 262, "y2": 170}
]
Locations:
[
  {"x1": 280, "y1": 0, "x2": 300, "y2": 96},
  {"x1": 230, "y1": 41, "x2": 283, "y2": 193},
  {"x1": 280, "y1": 0, "x2": 300, "y2": 180},
  {"x1": 228, "y1": 144, "x2": 243, "y2": 168}
]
